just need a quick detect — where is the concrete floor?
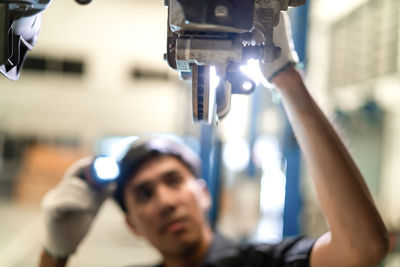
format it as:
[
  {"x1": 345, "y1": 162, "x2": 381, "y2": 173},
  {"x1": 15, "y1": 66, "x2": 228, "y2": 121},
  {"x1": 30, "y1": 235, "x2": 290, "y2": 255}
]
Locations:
[{"x1": 0, "y1": 199, "x2": 161, "y2": 267}]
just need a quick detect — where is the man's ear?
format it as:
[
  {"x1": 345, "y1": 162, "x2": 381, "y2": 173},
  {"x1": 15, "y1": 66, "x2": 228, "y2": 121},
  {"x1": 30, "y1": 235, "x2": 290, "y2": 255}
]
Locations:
[
  {"x1": 196, "y1": 178, "x2": 212, "y2": 211},
  {"x1": 125, "y1": 216, "x2": 143, "y2": 236}
]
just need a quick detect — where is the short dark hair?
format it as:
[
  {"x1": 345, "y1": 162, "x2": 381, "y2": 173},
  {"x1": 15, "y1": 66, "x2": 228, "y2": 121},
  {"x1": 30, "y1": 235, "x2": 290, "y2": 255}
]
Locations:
[{"x1": 113, "y1": 136, "x2": 201, "y2": 212}]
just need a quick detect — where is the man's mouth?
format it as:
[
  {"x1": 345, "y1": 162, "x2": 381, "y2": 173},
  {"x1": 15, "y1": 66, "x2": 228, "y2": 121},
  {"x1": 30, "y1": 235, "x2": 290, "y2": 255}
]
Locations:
[{"x1": 161, "y1": 218, "x2": 187, "y2": 234}]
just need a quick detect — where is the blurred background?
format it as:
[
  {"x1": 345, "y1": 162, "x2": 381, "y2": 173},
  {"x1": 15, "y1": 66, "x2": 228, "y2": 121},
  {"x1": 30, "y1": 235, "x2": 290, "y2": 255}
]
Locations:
[{"x1": 0, "y1": 0, "x2": 400, "y2": 266}]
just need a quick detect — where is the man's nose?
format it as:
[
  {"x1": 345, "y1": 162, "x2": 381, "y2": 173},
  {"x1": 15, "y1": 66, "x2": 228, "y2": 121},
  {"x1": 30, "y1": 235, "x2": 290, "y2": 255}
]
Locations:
[{"x1": 155, "y1": 184, "x2": 178, "y2": 217}]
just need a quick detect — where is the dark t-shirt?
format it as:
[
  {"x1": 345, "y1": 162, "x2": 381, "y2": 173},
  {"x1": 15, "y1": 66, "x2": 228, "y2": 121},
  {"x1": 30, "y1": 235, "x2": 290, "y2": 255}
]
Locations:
[{"x1": 134, "y1": 232, "x2": 316, "y2": 267}]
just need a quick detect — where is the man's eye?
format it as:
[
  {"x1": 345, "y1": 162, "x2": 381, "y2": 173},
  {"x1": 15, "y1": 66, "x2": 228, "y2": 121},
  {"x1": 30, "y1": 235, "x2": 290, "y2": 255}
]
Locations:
[
  {"x1": 135, "y1": 187, "x2": 153, "y2": 203},
  {"x1": 165, "y1": 176, "x2": 183, "y2": 187}
]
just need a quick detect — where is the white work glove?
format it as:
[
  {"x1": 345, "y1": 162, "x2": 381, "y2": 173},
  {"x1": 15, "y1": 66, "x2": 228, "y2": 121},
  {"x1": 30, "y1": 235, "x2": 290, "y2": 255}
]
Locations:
[
  {"x1": 260, "y1": 12, "x2": 299, "y2": 82},
  {"x1": 41, "y1": 157, "x2": 114, "y2": 258}
]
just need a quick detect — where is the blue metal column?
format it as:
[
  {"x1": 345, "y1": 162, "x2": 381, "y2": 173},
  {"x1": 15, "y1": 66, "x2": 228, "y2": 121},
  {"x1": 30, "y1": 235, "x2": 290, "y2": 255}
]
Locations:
[
  {"x1": 200, "y1": 124, "x2": 220, "y2": 227},
  {"x1": 282, "y1": 2, "x2": 309, "y2": 237},
  {"x1": 247, "y1": 86, "x2": 263, "y2": 178}
]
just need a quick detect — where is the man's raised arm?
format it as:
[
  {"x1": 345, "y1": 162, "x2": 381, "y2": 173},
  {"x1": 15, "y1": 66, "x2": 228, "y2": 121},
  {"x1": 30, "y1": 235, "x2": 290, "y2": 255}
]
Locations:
[{"x1": 261, "y1": 13, "x2": 389, "y2": 267}]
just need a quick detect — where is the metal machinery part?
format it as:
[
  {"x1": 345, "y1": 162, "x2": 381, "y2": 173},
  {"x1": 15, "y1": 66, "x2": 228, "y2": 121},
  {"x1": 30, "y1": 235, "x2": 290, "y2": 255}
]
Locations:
[
  {"x1": 0, "y1": 0, "x2": 90, "y2": 80},
  {"x1": 165, "y1": 0, "x2": 306, "y2": 124},
  {"x1": 0, "y1": 0, "x2": 51, "y2": 79},
  {"x1": 74, "y1": 0, "x2": 92, "y2": 4}
]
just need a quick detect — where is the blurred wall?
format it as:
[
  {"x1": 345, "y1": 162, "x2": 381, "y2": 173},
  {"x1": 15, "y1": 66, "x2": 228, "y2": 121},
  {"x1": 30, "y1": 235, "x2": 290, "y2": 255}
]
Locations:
[
  {"x1": 0, "y1": 0, "x2": 194, "y2": 149},
  {"x1": 307, "y1": 0, "x2": 400, "y2": 233}
]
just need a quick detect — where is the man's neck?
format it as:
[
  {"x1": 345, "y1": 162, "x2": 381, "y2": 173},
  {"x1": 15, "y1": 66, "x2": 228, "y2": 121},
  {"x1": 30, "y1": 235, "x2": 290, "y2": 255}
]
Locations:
[{"x1": 163, "y1": 227, "x2": 213, "y2": 267}]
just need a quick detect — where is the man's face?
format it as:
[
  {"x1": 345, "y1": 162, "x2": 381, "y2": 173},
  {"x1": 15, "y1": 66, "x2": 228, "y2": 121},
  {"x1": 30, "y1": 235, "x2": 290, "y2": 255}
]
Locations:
[{"x1": 123, "y1": 156, "x2": 211, "y2": 256}]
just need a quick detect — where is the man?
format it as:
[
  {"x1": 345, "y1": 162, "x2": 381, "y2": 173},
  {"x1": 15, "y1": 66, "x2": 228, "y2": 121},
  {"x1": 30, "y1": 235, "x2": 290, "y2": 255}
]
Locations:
[{"x1": 38, "y1": 13, "x2": 389, "y2": 267}]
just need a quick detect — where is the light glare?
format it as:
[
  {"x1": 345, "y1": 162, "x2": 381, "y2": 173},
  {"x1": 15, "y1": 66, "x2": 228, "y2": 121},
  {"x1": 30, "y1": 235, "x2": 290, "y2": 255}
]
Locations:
[
  {"x1": 240, "y1": 59, "x2": 272, "y2": 88},
  {"x1": 210, "y1": 66, "x2": 220, "y2": 90},
  {"x1": 242, "y1": 81, "x2": 253, "y2": 91},
  {"x1": 93, "y1": 156, "x2": 120, "y2": 180},
  {"x1": 223, "y1": 138, "x2": 250, "y2": 172}
]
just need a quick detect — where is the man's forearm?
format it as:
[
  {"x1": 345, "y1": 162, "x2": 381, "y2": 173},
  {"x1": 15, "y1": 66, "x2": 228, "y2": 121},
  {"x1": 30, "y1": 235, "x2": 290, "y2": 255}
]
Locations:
[
  {"x1": 39, "y1": 250, "x2": 68, "y2": 267},
  {"x1": 273, "y1": 66, "x2": 389, "y2": 266}
]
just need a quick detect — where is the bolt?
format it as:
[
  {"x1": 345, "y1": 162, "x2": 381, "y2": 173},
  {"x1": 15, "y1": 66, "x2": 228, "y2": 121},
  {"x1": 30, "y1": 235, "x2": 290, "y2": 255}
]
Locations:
[{"x1": 214, "y1": 5, "x2": 229, "y2": 18}]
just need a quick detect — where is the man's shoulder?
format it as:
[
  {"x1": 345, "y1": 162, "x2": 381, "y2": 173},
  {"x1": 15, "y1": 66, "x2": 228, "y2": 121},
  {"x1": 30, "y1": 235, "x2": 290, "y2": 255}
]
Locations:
[
  {"x1": 123, "y1": 234, "x2": 316, "y2": 267},
  {"x1": 207, "y1": 233, "x2": 316, "y2": 267},
  {"x1": 243, "y1": 236, "x2": 316, "y2": 263}
]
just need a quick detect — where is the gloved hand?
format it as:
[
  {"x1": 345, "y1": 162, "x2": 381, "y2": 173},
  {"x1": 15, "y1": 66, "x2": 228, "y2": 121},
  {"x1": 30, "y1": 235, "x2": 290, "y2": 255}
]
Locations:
[
  {"x1": 41, "y1": 157, "x2": 115, "y2": 258},
  {"x1": 260, "y1": 12, "x2": 299, "y2": 82}
]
